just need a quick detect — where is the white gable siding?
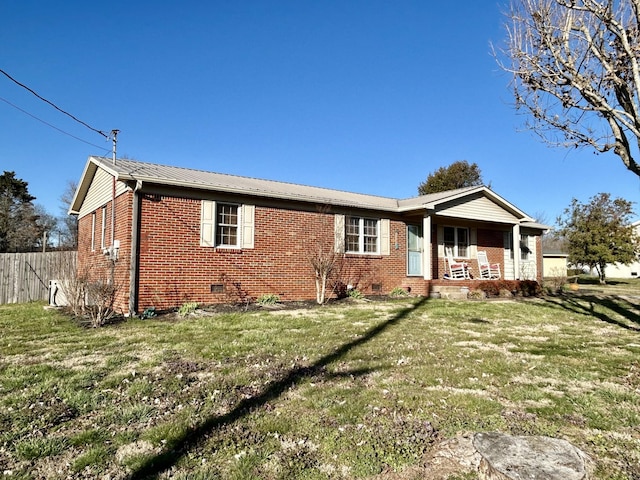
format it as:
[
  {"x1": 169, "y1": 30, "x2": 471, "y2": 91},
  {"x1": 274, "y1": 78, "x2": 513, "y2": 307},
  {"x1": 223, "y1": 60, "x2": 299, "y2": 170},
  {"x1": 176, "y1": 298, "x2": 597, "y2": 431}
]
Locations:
[
  {"x1": 437, "y1": 194, "x2": 519, "y2": 224},
  {"x1": 78, "y1": 168, "x2": 128, "y2": 218}
]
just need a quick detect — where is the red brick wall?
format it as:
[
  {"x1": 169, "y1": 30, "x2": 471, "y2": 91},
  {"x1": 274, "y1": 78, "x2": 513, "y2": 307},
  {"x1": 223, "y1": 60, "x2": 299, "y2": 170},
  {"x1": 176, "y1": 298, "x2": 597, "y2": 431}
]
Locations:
[
  {"x1": 474, "y1": 228, "x2": 506, "y2": 280},
  {"x1": 77, "y1": 192, "x2": 132, "y2": 315},
  {"x1": 134, "y1": 196, "x2": 411, "y2": 311},
  {"x1": 534, "y1": 234, "x2": 543, "y2": 284}
]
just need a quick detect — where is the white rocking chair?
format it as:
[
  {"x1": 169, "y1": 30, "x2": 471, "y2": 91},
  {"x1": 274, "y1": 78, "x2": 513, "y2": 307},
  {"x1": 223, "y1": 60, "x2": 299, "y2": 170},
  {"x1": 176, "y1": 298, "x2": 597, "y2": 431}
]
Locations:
[
  {"x1": 477, "y1": 250, "x2": 501, "y2": 279},
  {"x1": 445, "y1": 247, "x2": 469, "y2": 279}
]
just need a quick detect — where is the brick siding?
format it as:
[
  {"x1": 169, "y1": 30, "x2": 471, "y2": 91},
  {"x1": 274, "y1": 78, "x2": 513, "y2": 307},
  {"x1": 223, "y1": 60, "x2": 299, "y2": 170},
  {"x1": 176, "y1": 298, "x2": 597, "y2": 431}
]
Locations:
[
  {"x1": 77, "y1": 192, "x2": 133, "y2": 315},
  {"x1": 78, "y1": 192, "x2": 544, "y2": 314}
]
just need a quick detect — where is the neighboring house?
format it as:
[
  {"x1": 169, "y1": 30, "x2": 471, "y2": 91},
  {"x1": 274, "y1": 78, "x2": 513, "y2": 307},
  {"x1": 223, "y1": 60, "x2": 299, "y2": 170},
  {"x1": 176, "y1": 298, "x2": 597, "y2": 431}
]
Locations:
[
  {"x1": 69, "y1": 157, "x2": 549, "y2": 315},
  {"x1": 543, "y1": 249, "x2": 569, "y2": 278},
  {"x1": 605, "y1": 220, "x2": 640, "y2": 279}
]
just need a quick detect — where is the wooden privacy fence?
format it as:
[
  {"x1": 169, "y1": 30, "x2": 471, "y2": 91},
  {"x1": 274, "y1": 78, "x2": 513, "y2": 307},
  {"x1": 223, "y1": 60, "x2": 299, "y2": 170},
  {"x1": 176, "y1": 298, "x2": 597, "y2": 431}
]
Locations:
[{"x1": 0, "y1": 251, "x2": 77, "y2": 304}]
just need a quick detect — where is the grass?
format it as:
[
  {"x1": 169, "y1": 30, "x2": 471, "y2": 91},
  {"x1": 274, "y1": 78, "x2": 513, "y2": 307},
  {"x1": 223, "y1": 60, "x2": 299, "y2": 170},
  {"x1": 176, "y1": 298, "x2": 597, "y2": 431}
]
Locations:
[{"x1": 0, "y1": 280, "x2": 639, "y2": 479}]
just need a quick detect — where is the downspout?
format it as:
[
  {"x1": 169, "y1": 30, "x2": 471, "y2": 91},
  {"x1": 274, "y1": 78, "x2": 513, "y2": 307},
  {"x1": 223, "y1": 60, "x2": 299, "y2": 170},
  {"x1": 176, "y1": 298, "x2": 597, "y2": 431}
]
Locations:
[{"x1": 129, "y1": 180, "x2": 142, "y2": 316}]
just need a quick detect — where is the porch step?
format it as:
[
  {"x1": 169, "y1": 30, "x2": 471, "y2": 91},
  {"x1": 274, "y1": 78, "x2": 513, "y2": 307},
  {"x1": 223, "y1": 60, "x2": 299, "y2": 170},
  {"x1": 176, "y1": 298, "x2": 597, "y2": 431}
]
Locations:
[{"x1": 431, "y1": 285, "x2": 470, "y2": 300}]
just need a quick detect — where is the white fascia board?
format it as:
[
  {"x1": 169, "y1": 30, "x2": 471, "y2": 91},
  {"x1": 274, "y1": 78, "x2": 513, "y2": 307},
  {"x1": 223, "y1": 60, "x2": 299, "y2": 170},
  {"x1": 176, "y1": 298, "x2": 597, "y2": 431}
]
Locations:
[{"x1": 68, "y1": 157, "x2": 99, "y2": 215}]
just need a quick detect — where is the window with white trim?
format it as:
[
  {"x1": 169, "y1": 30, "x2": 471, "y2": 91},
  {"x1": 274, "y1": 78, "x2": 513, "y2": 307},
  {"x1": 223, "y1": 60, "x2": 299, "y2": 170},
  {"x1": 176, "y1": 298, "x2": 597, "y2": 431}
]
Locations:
[
  {"x1": 444, "y1": 226, "x2": 469, "y2": 257},
  {"x1": 101, "y1": 207, "x2": 107, "y2": 249},
  {"x1": 201, "y1": 200, "x2": 254, "y2": 249},
  {"x1": 346, "y1": 216, "x2": 379, "y2": 254},
  {"x1": 91, "y1": 212, "x2": 96, "y2": 252},
  {"x1": 520, "y1": 234, "x2": 531, "y2": 260},
  {"x1": 216, "y1": 203, "x2": 239, "y2": 246}
]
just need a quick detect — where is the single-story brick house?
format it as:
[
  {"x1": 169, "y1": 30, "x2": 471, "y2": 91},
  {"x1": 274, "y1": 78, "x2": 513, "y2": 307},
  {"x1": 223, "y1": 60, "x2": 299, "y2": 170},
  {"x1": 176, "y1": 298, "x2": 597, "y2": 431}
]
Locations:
[{"x1": 69, "y1": 156, "x2": 549, "y2": 315}]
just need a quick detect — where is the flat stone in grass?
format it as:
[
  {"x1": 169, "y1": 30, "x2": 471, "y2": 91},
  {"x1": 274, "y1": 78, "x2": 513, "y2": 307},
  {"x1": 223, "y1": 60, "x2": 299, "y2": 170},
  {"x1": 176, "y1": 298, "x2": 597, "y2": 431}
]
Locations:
[{"x1": 473, "y1": 432, "x2": 590, "y2": 480}]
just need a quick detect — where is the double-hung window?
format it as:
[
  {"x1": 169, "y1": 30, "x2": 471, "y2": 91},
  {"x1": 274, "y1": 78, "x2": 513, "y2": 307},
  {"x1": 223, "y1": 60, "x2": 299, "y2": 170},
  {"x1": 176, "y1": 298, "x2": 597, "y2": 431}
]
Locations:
[
  {"x1": 346, "y1": 216, "x2": 379, "y2": 254},
  {"x1": 444, "y1": 226, "x2": 469, "y2": 257},
  {"x1": 201, "y1": 201, "x2": 250, "y2": 248},
  {"x1": 216, "y1": 203, "x2": 239, "y2": 247},
  {"x1": 101, "y1": 207, "x2": 107, "y2": 249},
  {"x1": 91, "y1": 212, "x2": 96, "y2": 252}
]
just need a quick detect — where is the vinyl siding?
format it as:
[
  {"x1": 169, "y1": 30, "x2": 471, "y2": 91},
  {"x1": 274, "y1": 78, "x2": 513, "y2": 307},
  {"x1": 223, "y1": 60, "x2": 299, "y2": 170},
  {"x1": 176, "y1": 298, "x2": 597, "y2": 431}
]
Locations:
[
  {"x1": 437, "y1": 193, "x2": 519, "y2": 224},
  {"x1": 78, "y1": 168, "x2": 128, "y2": 218}
]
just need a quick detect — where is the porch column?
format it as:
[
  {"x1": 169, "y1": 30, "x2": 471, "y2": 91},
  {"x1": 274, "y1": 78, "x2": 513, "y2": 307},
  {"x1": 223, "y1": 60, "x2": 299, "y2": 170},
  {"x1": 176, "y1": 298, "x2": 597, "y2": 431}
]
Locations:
[
  {"x1": 513, "y1": 223, "x2": 520, "y2": 280},
  {"x1": 423, "y1": 214, "x2": 432, "y2": 280}
]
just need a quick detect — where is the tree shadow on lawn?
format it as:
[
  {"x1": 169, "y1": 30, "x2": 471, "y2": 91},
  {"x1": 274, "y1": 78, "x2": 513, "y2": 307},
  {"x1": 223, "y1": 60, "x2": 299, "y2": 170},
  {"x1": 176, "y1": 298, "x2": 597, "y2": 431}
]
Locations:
[
  {"x1": 543, "y1": 294, "x2": 640, "y2": 332},
  {"x1": 128, "y1": 297, "x2": 429, "y2": 479}
]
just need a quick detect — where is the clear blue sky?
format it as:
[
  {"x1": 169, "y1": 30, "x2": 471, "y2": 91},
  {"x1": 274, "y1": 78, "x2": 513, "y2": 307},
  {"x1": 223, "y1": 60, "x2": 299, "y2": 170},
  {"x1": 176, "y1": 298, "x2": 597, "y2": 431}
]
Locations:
[{"x1": 2, "y1": 1, "x2": 639, "y2": 225}]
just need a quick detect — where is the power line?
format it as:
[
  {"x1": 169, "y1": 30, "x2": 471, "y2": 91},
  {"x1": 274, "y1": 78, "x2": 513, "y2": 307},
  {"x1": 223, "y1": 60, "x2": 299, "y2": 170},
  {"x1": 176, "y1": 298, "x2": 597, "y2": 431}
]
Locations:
[
  {"x1": 0, "y1": 96, "x2": 111, "y2": 151},
  {"x1": 0, "y1": 68, "x2": 109, "y2": 138}
]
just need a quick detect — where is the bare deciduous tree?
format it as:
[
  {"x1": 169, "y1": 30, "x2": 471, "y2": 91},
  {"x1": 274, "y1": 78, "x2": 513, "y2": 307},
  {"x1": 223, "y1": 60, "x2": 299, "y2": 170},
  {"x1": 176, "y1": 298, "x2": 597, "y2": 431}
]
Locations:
[
  {"x1": 309, "y1": 245, "x2": 342, "y2": 304},
  {"x1": 54, "y1": 254, "x2": 121, "y2": 327},
  {"x1": 496, "y1": 0, "x2": 640, "y2": 177},
  {"x1": 307, "y1": 206, "x2": 344, "y2": 304},
  {"x1": 59, "y1": 180, "x2": 78, "y2": 249}
]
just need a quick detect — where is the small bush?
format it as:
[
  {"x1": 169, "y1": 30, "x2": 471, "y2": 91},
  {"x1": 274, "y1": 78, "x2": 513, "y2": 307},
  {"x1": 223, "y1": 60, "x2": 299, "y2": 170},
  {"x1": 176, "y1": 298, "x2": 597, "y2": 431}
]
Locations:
[
  {"x1": 256, "y1": 294, "x2": 280, "y2": 305},
  {"x1": 389, "y1": 287, "x2": 410, "y2": 297},
  {"x1": 333, "y1": 281, "x2": 348, "y2": 299},
  {"x1": 347, "y1": 288, "x2": 364, "y2": 299},
  {"x1": 499, "y1": 289, "x2": 513, "y2": 298},
  {"x1": 544, "y1": 267, "x2": 568, "y2": 294},
  {"x1": 178, "y1": 301, "x2": 198, "y2": 317},
  {"x1": 477, "y1": 280, "x2": 541, "y2": 298},
  {"x1": 468, "y1": 289, "x2": 485, "y2": 300},
  {"x1": 519, "y1": 280, "x2": 542, "y2": 297},
  {"x1": 477, "y1": 281, "x2": 499, "y2": 297},
  {"x1": 496, "y1": 280, "x2": 518, "y2": 293},
  {"x1": 140, "y1": 307, "x2": 156, "y2": 319}
]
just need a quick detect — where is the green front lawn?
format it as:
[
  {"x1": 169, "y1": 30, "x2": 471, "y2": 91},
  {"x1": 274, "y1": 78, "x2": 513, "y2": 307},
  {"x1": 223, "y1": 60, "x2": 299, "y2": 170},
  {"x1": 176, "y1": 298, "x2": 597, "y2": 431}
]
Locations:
[{"x1": 1, "y1": 291, "x2": 639, "y2": 479}]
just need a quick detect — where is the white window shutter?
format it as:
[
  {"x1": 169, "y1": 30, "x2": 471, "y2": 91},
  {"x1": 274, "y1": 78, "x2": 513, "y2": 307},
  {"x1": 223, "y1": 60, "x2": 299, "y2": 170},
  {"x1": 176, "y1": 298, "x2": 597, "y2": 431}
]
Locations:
[
  {"x1": 334, "y1": 214, "x2": 345, "y2": 253},
  {"x1": 201, "y1": 200, "x2": 215, "y2": 247},
  {"x1": 380, "y1": 219, "x2": 390, "y2": 255},
  {"x1": 241, "y1": 204, "x2": 255, "y2": 249}
]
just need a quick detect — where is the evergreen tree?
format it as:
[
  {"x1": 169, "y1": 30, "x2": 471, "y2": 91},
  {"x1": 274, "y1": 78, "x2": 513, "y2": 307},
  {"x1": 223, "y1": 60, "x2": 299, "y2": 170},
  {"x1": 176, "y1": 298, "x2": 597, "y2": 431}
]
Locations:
[
  {"x1": 0, "y1": 171, "x2": 43, "y2": 252},
  {"x1": 418, "y1": 160, "x2": 483, "y2": 195}
]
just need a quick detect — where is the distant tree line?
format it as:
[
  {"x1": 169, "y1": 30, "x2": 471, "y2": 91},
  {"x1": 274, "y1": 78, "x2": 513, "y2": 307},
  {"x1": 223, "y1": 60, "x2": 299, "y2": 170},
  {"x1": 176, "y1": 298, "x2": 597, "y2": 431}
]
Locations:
[{"x1": 0, "y1": 171, "x2": 77, "y2": 253}]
